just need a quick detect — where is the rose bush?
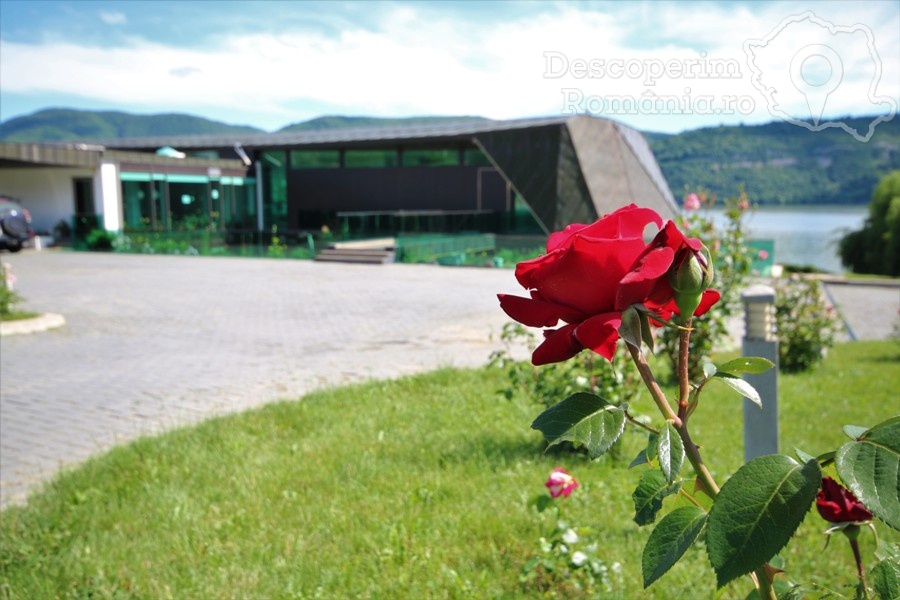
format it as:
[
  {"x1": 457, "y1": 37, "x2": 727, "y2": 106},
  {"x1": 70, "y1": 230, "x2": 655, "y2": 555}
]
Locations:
[
  {"x1": 497, "y1": 204, "x2": 718, "y2": 366},
  {"x1": 501, "y1": 205, "x2": 899, "y2": 599}
]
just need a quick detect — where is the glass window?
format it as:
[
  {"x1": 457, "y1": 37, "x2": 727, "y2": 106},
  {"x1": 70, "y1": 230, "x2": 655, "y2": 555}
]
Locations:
[
  {"x1": 291, "y1": 149, "x2": 341, "y2": 169},
  {"x1": 344, "y1": 149, "x2": 398, "y2": 168},
  {"x1": 261, "y1": 151, "x2": 288, "y2": 230},
  {"x1": 168, "y1": 181, "x2": 210, "y2": 230},
  {"x1": 464, "y1": 148, "x2": 492, "y2": 167},
  {"x1": 401, "y1": 148, "x2": 459, "y2": 167},
  {"x1": 121, "y1": 180, "x2": 154, "y2": 230}
]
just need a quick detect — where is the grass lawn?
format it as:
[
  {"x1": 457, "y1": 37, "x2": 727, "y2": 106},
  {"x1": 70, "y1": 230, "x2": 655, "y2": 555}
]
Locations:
[
  {"x1": 1, "y1": 341, "x2": 898, "y2": 599},
  {"x1": 0, "y1": 311, "x2": 39, "y2": 322}
]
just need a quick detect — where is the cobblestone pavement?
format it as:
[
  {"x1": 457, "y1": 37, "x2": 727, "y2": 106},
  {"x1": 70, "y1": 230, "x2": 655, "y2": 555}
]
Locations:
[
  {"x1": 1, "y1": 252, "x2": 896, "y2": 508},
  {"x1": 0, "y1": 251, "x2": 527, "y2": 507}
]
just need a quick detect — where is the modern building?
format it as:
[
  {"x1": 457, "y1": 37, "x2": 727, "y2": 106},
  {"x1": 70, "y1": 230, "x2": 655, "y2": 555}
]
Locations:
[{"x1": 0, "y1": 115, "x2": 676, "y2": 241}]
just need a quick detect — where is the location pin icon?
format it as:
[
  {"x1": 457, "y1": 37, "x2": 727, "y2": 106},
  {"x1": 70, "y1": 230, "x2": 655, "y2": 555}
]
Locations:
[{"x1": 789, "y1": 44, "x2": 843, "y2": 126}]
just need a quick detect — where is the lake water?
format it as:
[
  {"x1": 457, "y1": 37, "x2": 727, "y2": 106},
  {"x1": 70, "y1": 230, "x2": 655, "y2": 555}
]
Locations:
[{"x1": 708, "y1": 206, "x2": 868, "y2": 274}]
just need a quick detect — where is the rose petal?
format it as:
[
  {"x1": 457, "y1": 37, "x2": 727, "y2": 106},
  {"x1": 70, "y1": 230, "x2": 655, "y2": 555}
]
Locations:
[
  {"x1": 497, "y1": 294, "x2": 558, "y2": 327},
  {"x1": 527, "y1": 235, "x2": 647, "y2": 315},
  {"x1": 616, "y1": 246, "x2": 675, "y2": 310},
  {"x1": 573, "y1": 312, "x2": 622, "y2": 361},
  {"x1": 532, "y1": 324, "x2": 584, "y2": 365},
  {"x1": 546, "y1": 204, "x2": 663, "y2": 251}
]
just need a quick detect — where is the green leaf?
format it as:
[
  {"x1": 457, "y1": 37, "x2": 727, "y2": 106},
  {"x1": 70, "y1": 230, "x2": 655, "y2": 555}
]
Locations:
[
  {"x1": 717, "y1": 357, "x2": 775, "y2": 375},
  {"x1": 843, "y1": 424, "x2": 870, "y2": 440},
  {"x1": 639, "y1": 310, "x2": 655, "y2": 354},
  {"x1": 642, "y1": 506, "x2": 707, "y2": 587},
  {"x1": 872, "y1": 557, "x2": 900, "y2": 600},
  {"x1": 619, "y1": 306, "x2": 643, "y2": 351},
  {"x1": 629, "y1": 448, "x2": 650, "y2": 469},
  {"x1": 794, "y1": 448, "x2": 816, "y2": 464},
  {"x1": 835, "y1": 416, "x2": 900, "y2": 531},
  {"x1": 531, "y1": 393, "x2": 626, "y2": 459},
  {"x1": 713, "y1": 373, "x2": 763, "y2": 408},
  {"x1": 707, "y1": 455, "x2": 821, "y2": 588},
  {"x1": 657, "y1": 422, "x2": 685, "y2": 485},
  {"x1": 702, "y1": 362, "x2": 718, "y2": 378},
  {"x1": 633, "y1": 469, "x2": 682, "y2": 526}
]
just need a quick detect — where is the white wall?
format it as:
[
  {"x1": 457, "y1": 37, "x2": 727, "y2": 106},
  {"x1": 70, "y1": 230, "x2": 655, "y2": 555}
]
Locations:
[
  {"x1": 0, "y1": 167, "x2": 97, "y2": 233},
  {"x1": 99, "y1": 161, "x2": 121, "y2": 231}
]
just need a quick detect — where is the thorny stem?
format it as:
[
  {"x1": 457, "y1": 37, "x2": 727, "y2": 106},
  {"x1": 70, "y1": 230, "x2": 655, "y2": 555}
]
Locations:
[
  {"x1": 751, "y1": 568, "x2": 778, "y2": 600},
  {"x1": 677, "y1": 321, "x2": 772, "y2": 599},
  {"x1": 626, "y1": 344, "x2": 681, "y2": 427},
  {"x1": 672, "y1": 324, "x2": 720, "y2": 497},
  {"x1": 677, "y1": 324, "x2": 692, "y2": 415},
  {"x1": 626, "y1": 339, "x2": 719, "y2": 500},
  {"x1": 623, "y1": 409, "x2": 660, "y2": 435},
  {"x1": 849, "y1": 537, "x2": 870, "y2": 598}
]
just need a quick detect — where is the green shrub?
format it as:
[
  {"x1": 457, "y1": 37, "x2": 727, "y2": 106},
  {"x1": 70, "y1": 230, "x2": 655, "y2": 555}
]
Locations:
[
  {"x1": 839, "y1": 170, "x2": 900, "y2": 276},
  {"x1": 0, "y1": 263, "x2": 22, "y2": 317},
  {"x1": 774, "y1": 276, "x2": 840, "y2": 372},
  {"x1": 489, "y1": 322, "x2": 643, "y2": 413},
  {"x1": 85, "y1": 228, "x2": 117, "y2": 251}
]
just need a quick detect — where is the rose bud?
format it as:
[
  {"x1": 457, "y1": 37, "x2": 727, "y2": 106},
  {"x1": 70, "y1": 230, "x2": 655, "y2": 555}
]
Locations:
[
  {"x1": 816, "y1": 477, "x2": 873, "y2": 524},
  {"x1": 545, "y1": 467, "x2": 579, "y2": 498},
  {"x1": 668, "y1": 244, "x2": 714, "y2": 321}
]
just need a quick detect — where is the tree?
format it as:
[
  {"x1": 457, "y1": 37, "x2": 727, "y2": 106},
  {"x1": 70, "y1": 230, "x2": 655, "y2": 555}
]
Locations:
[{"x1": 839, "y1": 170, "x2": 900, "y2": 276}]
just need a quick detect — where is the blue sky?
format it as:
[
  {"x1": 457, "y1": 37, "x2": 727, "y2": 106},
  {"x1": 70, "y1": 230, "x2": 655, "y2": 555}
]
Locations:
[{"x1": 0, "y1": 0, "x2": 897, "y2": 134}]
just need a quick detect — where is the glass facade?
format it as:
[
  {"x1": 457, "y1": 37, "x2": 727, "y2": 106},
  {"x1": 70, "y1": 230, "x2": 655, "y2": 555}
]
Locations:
[
  {"x1": 463, "y1": 148, "x2": 492, "y2": 166},
  {"x1": 291, "y1": 149, "x2": 341, "y2": 169},
  {"x1": 344, "y1": 149, "x2": 399, "y2": 168},
  {"x1": 120, "y1": 172, "x2": 254, "y2": 232},
  {"x1": 401, "y1": 148, "x2": 459, "y2": 167},
  {"x1": 260, "y1": 151, "x2": 288, "y2": 231}
]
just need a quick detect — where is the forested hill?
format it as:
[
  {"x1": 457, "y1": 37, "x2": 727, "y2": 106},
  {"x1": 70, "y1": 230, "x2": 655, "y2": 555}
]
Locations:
[
  {"x1": 0, "y1": 108, "x2": 264, "y2": 142},
  {"x1": 277, "y1": 115, "x2": 489, "y2": 132},
  {"x1": 1, "y1": 108, "x2": 897, "y2": 205},
  {"x1": 647, "y1": 117, "x2": 900, "y2": 205}
]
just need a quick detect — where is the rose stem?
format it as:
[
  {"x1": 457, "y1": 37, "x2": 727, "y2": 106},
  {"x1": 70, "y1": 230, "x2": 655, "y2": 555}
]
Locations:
[
  {"x1": 850, "y1": 537, "x2": 869, "y2": 598},
  {"x1": 677, "y1": 323, "x2": 774, "y2": 600}
]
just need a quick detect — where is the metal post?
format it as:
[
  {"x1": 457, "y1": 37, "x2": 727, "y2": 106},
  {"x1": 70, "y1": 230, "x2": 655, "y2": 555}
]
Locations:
[{"x1": 742, "y1": 284, "x2": 779, "y2": 461}]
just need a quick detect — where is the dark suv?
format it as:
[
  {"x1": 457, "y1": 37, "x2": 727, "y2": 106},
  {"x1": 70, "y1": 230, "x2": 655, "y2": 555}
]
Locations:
[{"x1": 0, "y1": 196, "x2": 34, "y2": 252}]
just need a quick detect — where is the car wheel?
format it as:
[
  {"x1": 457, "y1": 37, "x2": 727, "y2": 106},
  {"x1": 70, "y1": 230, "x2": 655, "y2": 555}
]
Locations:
[{"x1": 1, "y1": 213, "x2": 30, "y2": 238}]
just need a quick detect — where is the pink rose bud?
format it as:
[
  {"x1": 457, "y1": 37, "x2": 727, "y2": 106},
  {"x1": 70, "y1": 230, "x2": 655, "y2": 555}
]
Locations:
[
  {"x1": 545, "y1": 467, "x2": 579, "y2": 498},
  {"x1": 684, "y1": 193, "x2": 701, "y2": 212}
]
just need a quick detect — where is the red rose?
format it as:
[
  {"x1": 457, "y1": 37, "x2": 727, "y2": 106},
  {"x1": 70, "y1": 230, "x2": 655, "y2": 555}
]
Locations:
[
  {"x1": 497, "y1": 205, "x2": 719, "y2": 365},
  {"x1": 620, "y1": 220, "x2": 720, "y2": 322},
  {"x1": 816, "y1": 477, "x2": 873, "y2": 523}
]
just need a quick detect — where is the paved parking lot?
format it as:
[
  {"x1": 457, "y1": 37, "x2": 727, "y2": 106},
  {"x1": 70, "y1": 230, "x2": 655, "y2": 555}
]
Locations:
[
  {"x1": 1, "y1": 251, "x2": 896, "y2": 508},
  {"x1": 0, "y1": 251, "x2": 526, "y2": 507}
]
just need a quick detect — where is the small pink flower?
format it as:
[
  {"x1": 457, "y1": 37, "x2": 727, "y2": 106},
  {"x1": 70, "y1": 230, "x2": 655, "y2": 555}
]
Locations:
[
  {"x1": 545, "y1": 467, "x2": 579, "y2": 498},
  {"x1": 738, "y1": 200, "x2": 750, "y2": 211},
  {"x1": 684, "y1": 193, "x2": 701, "y2": 212},
  {"x1": 758, "y1": 250, "x2": 769, "y2": 260}
]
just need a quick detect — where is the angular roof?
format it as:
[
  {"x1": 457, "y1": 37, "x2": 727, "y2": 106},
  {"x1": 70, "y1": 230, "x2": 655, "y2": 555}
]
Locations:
[
  {"x1": 92, "y1": 116, "x2": 573, "y2": 150},
  {"x1": 91, "y1": 115, "x2": 678, "y2": 231}
]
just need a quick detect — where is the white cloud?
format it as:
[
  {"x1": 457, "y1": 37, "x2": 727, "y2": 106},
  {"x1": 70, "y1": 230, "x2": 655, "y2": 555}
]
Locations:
[
  {"x1": 99, "y1": 11, "x2": 127, "y2": 26},
  {"x1": 1, "y1": 2, "x2": 896, "y2": 132}
]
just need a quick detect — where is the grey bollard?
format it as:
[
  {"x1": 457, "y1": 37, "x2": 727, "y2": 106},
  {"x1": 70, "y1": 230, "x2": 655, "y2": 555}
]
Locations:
[{"x1": 742, "y1": 285, "x2": 779, "y2": 462}]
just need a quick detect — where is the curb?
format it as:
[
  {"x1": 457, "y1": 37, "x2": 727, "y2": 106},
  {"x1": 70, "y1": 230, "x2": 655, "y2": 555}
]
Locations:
[{"x1": 0, "y1": 313, "x2": 66, "y2": 337}]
